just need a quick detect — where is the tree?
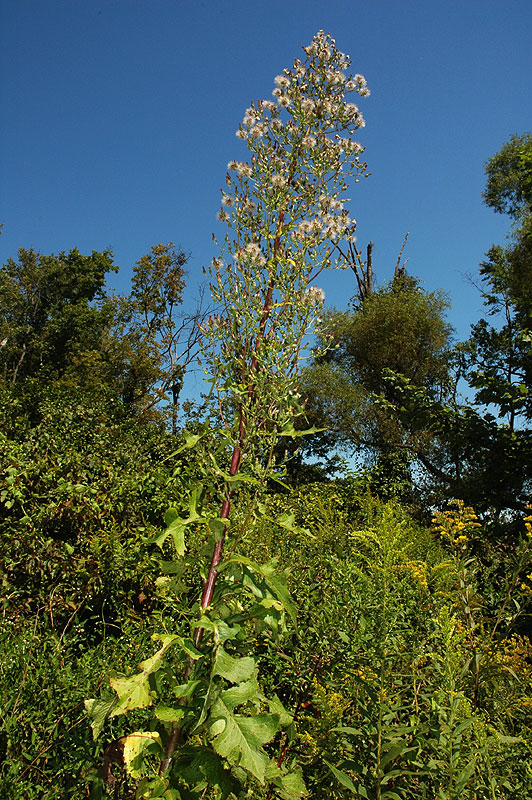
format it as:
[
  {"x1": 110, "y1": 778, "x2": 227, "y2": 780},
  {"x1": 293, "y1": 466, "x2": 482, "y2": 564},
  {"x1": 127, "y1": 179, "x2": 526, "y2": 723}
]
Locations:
[
  {"x1": 465, "y1": 134, "x2": 532, "y2": 426},
  {"x1": 116, "y1": 243, "x2": 205, "y2": 429},
  {"x1": 298, "y1": 260, "x2": 453, "y2": 480},
  {"x1": 296, "y1": 134, "x2": 532, "y2": 517},
  {"x1": 0, "y1": 243, "x2": 204, "y2": 427},
  {"x1": 0, "y1": 247, "x2": 116, "y2": 388},
  {"x1": 373, "y1": 134, "x2": 532, "y2": 516},
  {"x1": 483, "y1": 132, "x2": 532, "y2": 219}
]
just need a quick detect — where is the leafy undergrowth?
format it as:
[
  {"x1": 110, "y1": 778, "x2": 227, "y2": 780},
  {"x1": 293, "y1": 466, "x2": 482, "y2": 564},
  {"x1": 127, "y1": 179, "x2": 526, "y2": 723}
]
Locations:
[{"x1": 2, "y1": 418, "x2": 532, "y2": 800}]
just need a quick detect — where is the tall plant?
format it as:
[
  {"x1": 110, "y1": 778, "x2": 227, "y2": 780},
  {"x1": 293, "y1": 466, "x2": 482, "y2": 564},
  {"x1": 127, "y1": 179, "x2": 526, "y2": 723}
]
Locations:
[
  {"x1": 86, "y1": 30, "x2": 370, "y2": 799},
  {"x1": 196, "y1": 23, "x2": 369, "y2": 637}
]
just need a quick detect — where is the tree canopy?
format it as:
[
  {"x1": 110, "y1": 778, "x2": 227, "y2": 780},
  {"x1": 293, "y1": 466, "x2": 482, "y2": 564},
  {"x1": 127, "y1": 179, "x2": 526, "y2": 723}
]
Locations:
[
  {"x1": 0, "y1": 242, "x2": 203, "y2": 427},
  {"x1": 295, "y1": 132, "x2": 532, "y2": 517},
  {"x1": 0, "y1": 247, "x2": 116, "y2": 387}
]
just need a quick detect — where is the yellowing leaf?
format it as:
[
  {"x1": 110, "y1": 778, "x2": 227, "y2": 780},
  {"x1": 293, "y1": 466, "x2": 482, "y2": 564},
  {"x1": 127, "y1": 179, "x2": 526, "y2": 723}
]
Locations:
[
  {"x1": 110, "y1": 672, "x2": 153, "y2": 715},
  {"x1": 122, "y1": 732, "x2": 163, "y2": 778},
  {"x1": 109, "y1": 635, "x2": 188, "y2": 716}
]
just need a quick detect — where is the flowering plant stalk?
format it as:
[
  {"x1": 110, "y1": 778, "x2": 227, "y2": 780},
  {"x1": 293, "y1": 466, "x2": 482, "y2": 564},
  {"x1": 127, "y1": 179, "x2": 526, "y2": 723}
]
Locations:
[
  {"x1": 86, "y1": 31, "x2": 370, "y2": 798},
  {"x1": 196, "y1": 27, "x2": 369, "y2": 621}
]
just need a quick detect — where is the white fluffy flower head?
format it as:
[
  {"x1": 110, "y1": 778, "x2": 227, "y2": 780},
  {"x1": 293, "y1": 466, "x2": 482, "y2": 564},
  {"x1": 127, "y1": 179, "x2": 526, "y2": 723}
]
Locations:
[{"x1": 306, "y1": 285, "x2": 326, "y2": 305}]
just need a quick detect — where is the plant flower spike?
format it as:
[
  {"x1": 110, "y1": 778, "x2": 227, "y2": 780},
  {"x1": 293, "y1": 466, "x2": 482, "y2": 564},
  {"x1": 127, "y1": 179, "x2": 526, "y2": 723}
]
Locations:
[{"x1": 198, "y1": 27, "x2": 369, "y2": 629}]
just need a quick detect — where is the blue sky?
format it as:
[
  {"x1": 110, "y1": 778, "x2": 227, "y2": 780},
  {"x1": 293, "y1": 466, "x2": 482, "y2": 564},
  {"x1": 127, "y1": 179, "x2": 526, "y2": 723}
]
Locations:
[{"x1": 2, "y1": 0, "x2": 531, "y2": 372}]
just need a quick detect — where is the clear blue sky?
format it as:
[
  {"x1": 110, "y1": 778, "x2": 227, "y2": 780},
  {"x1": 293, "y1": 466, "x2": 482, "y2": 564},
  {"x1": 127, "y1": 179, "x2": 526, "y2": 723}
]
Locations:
[{"x1": 2, "y1": 0, "x2": 531, "y2": 355}]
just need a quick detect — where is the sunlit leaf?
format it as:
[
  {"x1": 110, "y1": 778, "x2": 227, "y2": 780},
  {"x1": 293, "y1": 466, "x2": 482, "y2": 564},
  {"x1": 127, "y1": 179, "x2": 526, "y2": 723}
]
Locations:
[
  {"x1": 208, "y1": 699, "x2": 279, "y2": 783},
  {"x1": 122, "y1": 731, "x2": 163, "y2": 778}
]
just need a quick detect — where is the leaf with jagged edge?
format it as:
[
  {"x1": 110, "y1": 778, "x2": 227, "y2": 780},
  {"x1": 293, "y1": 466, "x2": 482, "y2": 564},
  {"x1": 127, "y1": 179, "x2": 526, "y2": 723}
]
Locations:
[
  {"x1": 275, "y1": 511, "x2": 313, "y2": 540},
  {"x1": 151, "y1": 485, "x2": 207, "y2": 554},
  {"x1": 266, "y1": 763, "x2": 307, "y2": 798},
  {"x1": 221, "y1": 677, "x2": 260, "y2": 712},
  {"x1": 191, "y1": 615, "x2": 241, "y2": 644},
  {"x1": 220, "y1": 555, "x2": 297, "y2": 624},
  {"x1": 208, "y1": 700, "x2": 280, "y2": 783},
  {"x1": 254, "y1": 502, "x2": 314, "y2": 539},
  {"x1": 84, "y1": 694, "x2": 117, "y2": 740},
  {"x1": 207, "y1": 451, "x2": 260, "y2": 485},
  {"x1": 213, "y1": 646, "x2": 256, "y2": 684},
  {"x1": 174, "y1": 746, "x2": 240, "y2": 799},
  {"x1": 278, "y1": 422, "x2": 326, "y2": 437},
  {"x1": 195, "y1": 646, "x2": 258, "y2": 732},
  {"x1": 268, "y1": 694, "x2": 294, "y2": 728},
  {"x1": 109, "y1": 634, "x2": 200, "y2": 717}
]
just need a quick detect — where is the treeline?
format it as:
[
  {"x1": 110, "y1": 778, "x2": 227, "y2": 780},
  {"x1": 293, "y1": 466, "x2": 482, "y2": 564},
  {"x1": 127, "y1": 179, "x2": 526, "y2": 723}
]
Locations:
[
  {"x1": 2, "y1": 135, "x2": 531, "y2": 522},
  {"x1": 299, "y1": 132, "x2": 532, "y2": 521},
  {"x1": 0, "y1": 71, "x2": 532, "y2": 799},
  {"x1": 0, "y1": 242, "x2": 204, "y2": 431}
]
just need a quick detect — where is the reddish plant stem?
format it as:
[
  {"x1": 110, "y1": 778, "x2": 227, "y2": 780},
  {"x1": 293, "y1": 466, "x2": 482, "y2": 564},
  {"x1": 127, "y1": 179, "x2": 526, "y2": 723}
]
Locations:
[
  {"x1": 265, "y1": 656, "x2": 324, "y2": 798},
  {"x1": 193, "y1": 437, "x2": 243, "y2": 648},
  {"x1": 161, "y1": 198, "x2": 288, "y2": 775},
  {"x1": 193, "y1": 203, "x2": 284, "y2": 636}
]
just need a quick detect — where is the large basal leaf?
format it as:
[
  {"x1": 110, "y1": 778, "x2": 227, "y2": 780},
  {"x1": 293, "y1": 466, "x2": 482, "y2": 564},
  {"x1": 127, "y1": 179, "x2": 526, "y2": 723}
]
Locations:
[
  {"x1": 208, "y1": 697, "x2": 280, "y2": 783},
  {"x1": 109, "y1": 671, "x2": 154, "y2": 716}
]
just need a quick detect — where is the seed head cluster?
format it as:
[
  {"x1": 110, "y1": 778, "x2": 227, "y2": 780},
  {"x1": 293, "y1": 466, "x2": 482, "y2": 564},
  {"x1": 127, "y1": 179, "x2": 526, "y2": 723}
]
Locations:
[{"x1": 202, "y1": 31, "x2": 371, "y2": 434}]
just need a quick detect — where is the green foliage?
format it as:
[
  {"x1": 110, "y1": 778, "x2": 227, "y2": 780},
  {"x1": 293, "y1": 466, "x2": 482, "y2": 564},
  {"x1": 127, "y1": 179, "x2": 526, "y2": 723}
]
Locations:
[
  {"x1": 464, "y1": 135, "x2": 532, "y2": 429},
  {"x1": 85, "y1": 535, "x2": 300, "y2": 796},
  {"x1": 0, "y1": 383, "x2": 195, "y2": 628},
  {"x1": 3, "y1": 429, "x2": 532, "y2": 797},
  {"x1": 241, "y1": 488, "x2": 532, "y2": 799},
  {"x1": 0, "y1": 614, "x2": 154, "y2": 800},
  {"x1": 299, "y1": 273, "x2": 452, "y2": 475},
  {"x1": 374, "y1": 370, "x2": 532, "y2": 515},
  {"x1": 113, "y1": 243, "x2": 202, "y2": 421},
  {"x1": 0, "y1": 242, "x2": 200, "y2": 423},
  {"x1": 0, "y1": 247, "x2": 116, "y2": 388},
  {"x1": 482, "y1": 132, "x2": 532, "y2": 219}
]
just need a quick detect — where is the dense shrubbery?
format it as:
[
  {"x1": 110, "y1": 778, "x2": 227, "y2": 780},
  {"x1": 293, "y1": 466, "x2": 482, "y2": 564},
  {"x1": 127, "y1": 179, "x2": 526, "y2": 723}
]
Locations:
[
  {"x1": 0, "y1": 386, "x2": 191, "y2": 626},
  {"x1": 2, "y1": 472, "x2": 531, "y2": 798},
  {"x1": 241, "y1": 488, "x2": 532, "y2": 799}
]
